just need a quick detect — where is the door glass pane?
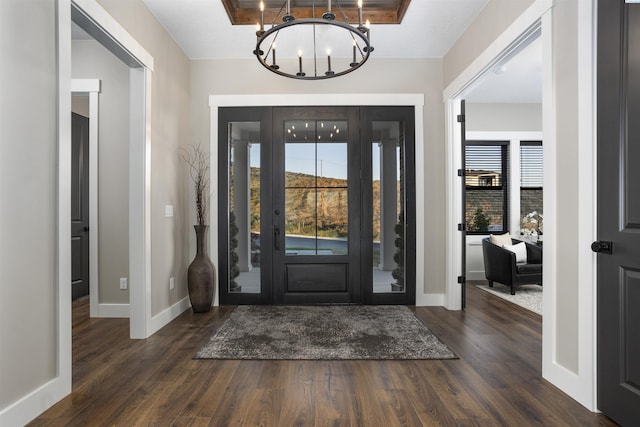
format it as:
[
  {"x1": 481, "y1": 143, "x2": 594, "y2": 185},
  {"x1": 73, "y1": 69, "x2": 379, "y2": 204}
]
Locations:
[
  {"x1": 228, "y1": 122, "x2": 260, "y2": 293},
  {"x1": 284, "y1": 120, "x2": 348, "y2": 255},
  {"x1": 372, "y1": 121, "x2": 405, "y2": 293}
]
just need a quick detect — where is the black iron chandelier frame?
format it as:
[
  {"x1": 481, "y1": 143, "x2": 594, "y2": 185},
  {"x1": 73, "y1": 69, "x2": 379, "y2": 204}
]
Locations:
[{"x1": 253, "y1": 1, "x2": 374, "y2": 80}]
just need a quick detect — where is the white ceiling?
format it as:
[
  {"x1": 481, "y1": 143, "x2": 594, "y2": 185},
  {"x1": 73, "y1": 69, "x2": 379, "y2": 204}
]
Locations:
[
  {"x1": 465, "y1": 35, "x2": 542, "y2": 103},
  {"x1": 74, "y1": 0, "x2": 542, "y2": 104},
  {"x1": 142, "y1": 0, "x2": 489, "y2": 59}
]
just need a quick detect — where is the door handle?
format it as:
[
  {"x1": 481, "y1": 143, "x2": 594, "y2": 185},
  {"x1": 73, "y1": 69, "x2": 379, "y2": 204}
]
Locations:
[
  {"x1": 83, "y1": 226, "x2": 90, "y2": 232},
  {"x1": 274, "y1": 227, "x2": 280, "y2": 250},
  {"x1": 591, "y1": 241, "x2": 613, "y2": 254}
]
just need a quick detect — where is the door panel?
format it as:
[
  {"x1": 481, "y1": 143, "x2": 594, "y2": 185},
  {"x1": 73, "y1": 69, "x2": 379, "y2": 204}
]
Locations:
[
  {"x1": 286, "y1": 264, "x2": 348, "y2": 292},
  {"x1": 273, "y1": 107, "x2": 360, "y2": 304},
  {"x1": 71, "y1": 112, "x2": 89, "y2": 300},
  {"x1": 596, "y1": 2, "x2": 640, "y2": 425}
]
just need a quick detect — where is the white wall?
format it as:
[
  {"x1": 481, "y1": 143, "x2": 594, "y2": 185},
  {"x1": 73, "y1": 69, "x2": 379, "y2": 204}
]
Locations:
[
  {"x1": 190, "y1": 57, "x2": 447, "y2": 297},
  {"x1": 466, "y1": 103, "x2": 542, "y2": 131},
  {"x1": 0, "y1": 0, "x2": 58, "y2": 413},
  {"x1": 72, "y1": 39, "x2": 130, "y2": 305}
]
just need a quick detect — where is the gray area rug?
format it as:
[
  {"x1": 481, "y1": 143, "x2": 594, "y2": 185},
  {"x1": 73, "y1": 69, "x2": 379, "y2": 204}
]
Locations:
[
  {"x1": 195, "y1": 305, "x2": 457, "y2": 360},
  {"x1": 476, "y1": 283, "x2": 543, "y2": 315}
]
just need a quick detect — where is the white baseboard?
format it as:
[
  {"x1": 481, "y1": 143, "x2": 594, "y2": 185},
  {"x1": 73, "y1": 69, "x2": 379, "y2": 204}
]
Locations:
[
  {"x1": 467, "y1": 271, "x2": 486, "y2": 281},
  {"x1": 416, "y1": 293, "x2": 445, "y2": 306},
  {"x1": 543, "y1": 359, "x2": 595, "y2": 411},
  {"x1": 97, "y1": 303, "x2": 130, "y2": 318},
  {"x1": 0, "y1": 376, "x2": 70, "y2": 427},
  {"x1": 148, "y1": 297, "x2": 191, "y2": 336}
]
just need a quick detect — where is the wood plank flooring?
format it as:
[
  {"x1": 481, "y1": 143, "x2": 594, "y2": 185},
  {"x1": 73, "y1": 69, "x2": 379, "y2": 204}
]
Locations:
[{"x1": 29, "y1": 285, "x2": 617, "y2": 426}]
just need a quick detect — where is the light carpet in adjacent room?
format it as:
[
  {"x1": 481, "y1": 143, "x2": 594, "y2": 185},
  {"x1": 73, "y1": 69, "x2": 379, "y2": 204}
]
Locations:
[
  {"x1": 475, "y1": 283, "x2": 543, "y2": 315},
  {"x1": 195, "y1": 305, "x2": 457, "y2": 360}
]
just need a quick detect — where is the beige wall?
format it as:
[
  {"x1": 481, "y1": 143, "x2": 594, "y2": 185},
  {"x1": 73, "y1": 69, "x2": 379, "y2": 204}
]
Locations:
[
  {"x1": 97, "y1": 0, "x2": 192, "y2": 315},
  {"x1": 466, "y1": 103, "x2": 542, "y2": 131},
  {"x1": 0, "y1": 0, "x2": 57, "y2": 410},
  {"x1": 72, "y1": 39, "x2": 131, "y2": 304},
  {"x1": 190, "y1": 57, "x2": 447, "y2": 295},
  {"x1": 552, "y1": 0, "x2": 580, "y2": 371},
  {"x1": 72, "y1": 95, "x2": 90, "y2": 117}
]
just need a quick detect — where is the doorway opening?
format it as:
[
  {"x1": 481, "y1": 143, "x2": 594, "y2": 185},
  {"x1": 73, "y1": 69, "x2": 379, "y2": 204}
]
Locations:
[{"x1": 217, "y1": 106, "x2": 416, "y2": 305}]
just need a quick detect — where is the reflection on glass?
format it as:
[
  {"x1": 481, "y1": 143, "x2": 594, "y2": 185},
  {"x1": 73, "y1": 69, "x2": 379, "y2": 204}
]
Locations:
[
  {"x1": 372, "y1": 121, "x2": 405, "y2": 293},
  {"x1": 285, "y1": 142, "x2": 315, "y2": 188},
  {"x1": 284, "y1": 120, "x2": 348, "y2": 256},
  {"x1": 228, "y1": 122, "x2": 260, "y2": 293}
]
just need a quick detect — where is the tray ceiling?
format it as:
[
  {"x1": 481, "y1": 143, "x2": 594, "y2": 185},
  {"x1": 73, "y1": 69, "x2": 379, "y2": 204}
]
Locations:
[{"x1": 222, "y1": 0, "x2": 411, "y2": 25}]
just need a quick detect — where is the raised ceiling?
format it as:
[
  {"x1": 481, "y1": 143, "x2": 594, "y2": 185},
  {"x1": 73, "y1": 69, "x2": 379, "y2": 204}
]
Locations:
[
  {"x1": 142, "y1": 0, "x2": 489, "y2": 59},
  {"x1": 221, "y1": 0, "x2": 411, "y2": 25}
]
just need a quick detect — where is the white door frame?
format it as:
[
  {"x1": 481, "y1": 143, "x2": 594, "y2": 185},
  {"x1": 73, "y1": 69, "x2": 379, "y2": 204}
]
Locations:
[
  {"x1": 208, "y1": 94, "x2": 435, "y2": 306},
  {"x1": 443, "y1": 0, "x2": 598, "y2": 411},
  {"x1": 67, "y1": 0, "x2": 154, "y2": 339}
]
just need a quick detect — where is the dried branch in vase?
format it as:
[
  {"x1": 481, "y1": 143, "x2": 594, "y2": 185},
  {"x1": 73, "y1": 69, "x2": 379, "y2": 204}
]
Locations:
[{"x1": 180, "y1": 144, "x2": 210, "y2": 226}]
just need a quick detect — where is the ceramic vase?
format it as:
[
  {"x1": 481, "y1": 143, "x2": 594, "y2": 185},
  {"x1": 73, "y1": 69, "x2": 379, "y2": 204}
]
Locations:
[{"x1": 188, "y1": 225, "x2": 215, "y2": 312}]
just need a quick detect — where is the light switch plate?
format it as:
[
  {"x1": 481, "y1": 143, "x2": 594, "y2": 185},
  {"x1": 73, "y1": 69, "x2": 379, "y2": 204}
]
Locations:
[{"x1": 165, "y1": 205, "x2": 174, "y2": 217}]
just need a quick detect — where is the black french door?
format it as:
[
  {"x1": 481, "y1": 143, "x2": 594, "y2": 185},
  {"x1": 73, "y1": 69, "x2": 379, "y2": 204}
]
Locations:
[
  {"x1": 218, "y1": 106, "x2": 415, "y2": 305},
  {"x1": 272, "y1": 107, "x2": 361, "y2": 304}
]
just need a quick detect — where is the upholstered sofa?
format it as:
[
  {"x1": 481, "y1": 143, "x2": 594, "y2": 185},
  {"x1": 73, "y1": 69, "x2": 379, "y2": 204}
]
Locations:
[{"x1": 482, "y1": 236, "x2": 542, "y2": 295}]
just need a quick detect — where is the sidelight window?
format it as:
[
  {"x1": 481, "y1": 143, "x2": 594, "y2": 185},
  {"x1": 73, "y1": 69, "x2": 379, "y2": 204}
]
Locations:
[{"x1": 227, "y1": 121, "x2": 261, "y2": 294}]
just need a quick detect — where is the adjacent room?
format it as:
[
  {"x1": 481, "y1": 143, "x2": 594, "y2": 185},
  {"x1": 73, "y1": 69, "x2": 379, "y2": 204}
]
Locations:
[{"x1": 2, "y1": 0, "x2": 639, "y2": 425}]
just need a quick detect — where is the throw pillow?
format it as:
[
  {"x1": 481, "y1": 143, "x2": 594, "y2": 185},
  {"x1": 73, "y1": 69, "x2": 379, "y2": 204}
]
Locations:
[
  {"x1": 504, "y1": 242, "x2": 528, "y2": 263},
  {"x1": 489, "y1": 232, "x2": 512, "y2": 247}
]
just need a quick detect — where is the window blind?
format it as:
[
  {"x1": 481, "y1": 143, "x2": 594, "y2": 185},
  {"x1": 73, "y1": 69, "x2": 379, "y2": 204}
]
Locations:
[{"x1": 520, "y1": 143, "x2": 543, "y2": 187}]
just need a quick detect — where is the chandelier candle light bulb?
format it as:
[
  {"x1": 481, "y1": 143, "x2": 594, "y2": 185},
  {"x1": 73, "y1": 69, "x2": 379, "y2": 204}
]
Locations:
[
  {"x1": 325, "y1": 49, "x2": 335, "y2": 76},
  {"x1": 259, "y1": 1, "x2": 264, "y2": 31},
  {"x1": 366, "y1": 19, "x2": 371, "y2": 42},
  {"x1": 270, "y1": 42, "x2": 279, "y2": 69},
  {"x1": 297, "y1": 50, "x2": 306, "y2": 76},
  {"x1": 351, "y1": 39, "x2": 357, "y2": 66},
  {"x1": 358, "y1": 0, "x2": 363, "y2": 26}
]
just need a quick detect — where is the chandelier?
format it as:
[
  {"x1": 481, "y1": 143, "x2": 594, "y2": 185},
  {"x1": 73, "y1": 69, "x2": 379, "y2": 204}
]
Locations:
[{"x1": 253, "y1": 0, "x2": 374, "y2": 80}]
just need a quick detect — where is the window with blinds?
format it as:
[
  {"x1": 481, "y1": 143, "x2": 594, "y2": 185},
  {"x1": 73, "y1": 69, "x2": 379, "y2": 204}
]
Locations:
[
  {"x1": 520, "y1": 141, "x2": 543, "y2": 236},
  {"x1": 464, "y1": 141, "x2": 509, "y2": 234}
]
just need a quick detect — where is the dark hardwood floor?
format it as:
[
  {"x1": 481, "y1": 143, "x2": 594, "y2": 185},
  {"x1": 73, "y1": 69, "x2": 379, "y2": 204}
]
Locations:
[{"x1": 30, "y1": 285, "x2": 617, "y2": 426}]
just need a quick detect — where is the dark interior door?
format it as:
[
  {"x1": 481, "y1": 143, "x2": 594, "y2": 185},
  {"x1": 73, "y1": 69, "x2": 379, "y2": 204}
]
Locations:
[
  {"x1": 71, "y1": 112, "x2": 90, "y2": 300},
  {"x1": 596, "y1": 2, "x2": 640, "y2": 425},
  {"x1": 272, "y1": 107, "x2": 360, "y2": 304}
]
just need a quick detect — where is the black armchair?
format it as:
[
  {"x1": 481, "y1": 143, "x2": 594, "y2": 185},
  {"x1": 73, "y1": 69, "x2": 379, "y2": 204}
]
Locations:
[{"x1": 482, "y1": 237, "x2": 542, "y2": 295}]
